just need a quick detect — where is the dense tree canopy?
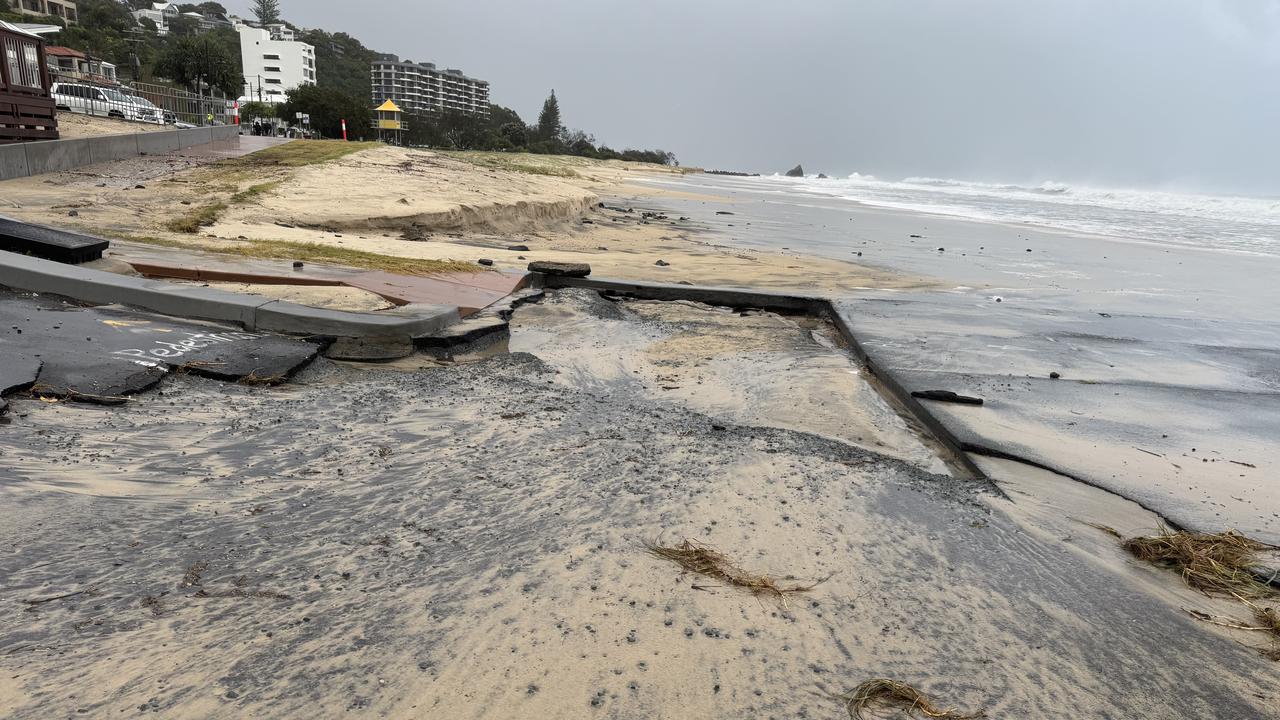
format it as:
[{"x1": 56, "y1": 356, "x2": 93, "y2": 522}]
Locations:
[
  {"x1": 252, "y1": 0, "x2": 281, "y2": 25},
  {"x1": 155, "y1": 33, "x2": 241, "y2": 96},
  {"x1": 279, "y1": 84, "x2": 371, "y2": 139},
  {"x1": 536, "y1": 90, "x2": 561, "y2": 141}
]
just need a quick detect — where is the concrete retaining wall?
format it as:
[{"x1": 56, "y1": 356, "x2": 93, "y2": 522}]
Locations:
[{"x1": 0, "y1": 125, "x2": 241, "y2": 182}]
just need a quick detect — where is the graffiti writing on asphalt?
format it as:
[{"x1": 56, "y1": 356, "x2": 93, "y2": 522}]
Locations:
[{"x1": 112, "y1": 331, "x2": 265, "y2": 366}]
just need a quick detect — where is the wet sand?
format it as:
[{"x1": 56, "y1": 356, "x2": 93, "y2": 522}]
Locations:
[
  {"x1": 1, "y1": 290, "x2": 1277, "y2": 718},
  {"x1": 624, "y1": 173, "x2": 1280, "y2": 544}
]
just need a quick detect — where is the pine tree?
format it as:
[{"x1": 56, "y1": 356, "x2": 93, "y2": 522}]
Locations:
[
  {"x1": 253, "y1": 0, "x2": 281, "y2": 24},
  {"x1": 536, "y1": 90, "x2": 561, "y2": 141}
]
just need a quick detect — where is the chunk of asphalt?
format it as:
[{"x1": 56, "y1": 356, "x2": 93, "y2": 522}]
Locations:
[
  {"x1": 0, "y1": 289, "x2": 319, "y2": 403},
  {"x1": 910, "y1": 390, "x2": 985, "y2": 406},
  {"x1": 325, "y1": 336, "x2": 416, "y2": 362},
  {"x1": 415, "y1": 315, "x2": 509, "y2": 351},
  {"x1": 0, "y1": 349, "x2": 41, "y2": 414},
  {"x1": 527, "y1": 261, "x2": 591, "y2": 278}
]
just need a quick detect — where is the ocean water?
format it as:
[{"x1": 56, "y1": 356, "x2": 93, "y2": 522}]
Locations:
[{"x1": 728, "y1": 173, "x2": 1280, "y2": 256}]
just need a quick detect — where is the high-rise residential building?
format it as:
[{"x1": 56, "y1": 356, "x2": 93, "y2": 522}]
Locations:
[
  {"x1": 370, "y1": 55, "x2": 489, "y2": 117},
  {"x1": 236, "y1": 22, "x2": 315, "y2": 104}
]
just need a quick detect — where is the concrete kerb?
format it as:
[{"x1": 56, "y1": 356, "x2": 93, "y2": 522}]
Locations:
[
  {"x1": 177, "y1": 127, "x2": 214, "y2": 149},
  {"x1": 537, "y1": 272, "x2": 997, "y2": 488},
  {"x1": 1, "y1": 127, "x2": 244, "y2": 181},
  {"x1": 0, "y1": 250, "x2": 459, "y2": 341},
  {"x1": 0, "y1": 143, "x2": 29, "y2": 178},
  {"x1": 21, "y1": 137, "x2": 93, "y2": 175},
  {"x1": 88, "y1": 133, "x2": 141, "y2": 164},
  {"x1": 136, "y1": 131, "x2": 180, "y2": 155}
]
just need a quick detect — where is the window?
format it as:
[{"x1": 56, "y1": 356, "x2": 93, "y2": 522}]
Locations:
[
  {"x1": 263, "y1": 66, "x2": 280, "y2": 72},
  {"x1": 3, "y1": 37, "x2": 41, "y2": 90},
  {"x1": 263, "y1": 54, "x2": 280, "y2": 60},
  {"x1": 265, "y1": 78, "x2": 282, "y2": 84},
  {"x1": 20, "y1": 42, "x2": 40, "y2": 88}
]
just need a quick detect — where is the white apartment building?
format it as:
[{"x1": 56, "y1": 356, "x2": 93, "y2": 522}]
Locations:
[
  {"x1": 131, "y1": 2, "x2": 176, "y2": 35},
  {"x1": 12, "y1": 0, "x2": 77, "y2": 25},
  {"x1": 237, "y1": 23, "x2": 315, "y2": 104},
  {"x1": 370, "y1": 55, "x2": 489, "y2": 117}
]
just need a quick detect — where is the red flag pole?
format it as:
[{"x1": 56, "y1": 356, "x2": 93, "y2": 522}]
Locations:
[{"x1": 341, "y1": 118, "x2": 348, "y2": 141}]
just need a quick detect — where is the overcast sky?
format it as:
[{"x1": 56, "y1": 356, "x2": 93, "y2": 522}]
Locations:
[{"x1": 225, "y1": 0, "x2": 1280, "y2": 194}]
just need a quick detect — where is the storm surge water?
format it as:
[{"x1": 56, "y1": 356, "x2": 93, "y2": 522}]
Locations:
[{"x1": 765, "y1": 173, "x2": 1280, "y2": 256}]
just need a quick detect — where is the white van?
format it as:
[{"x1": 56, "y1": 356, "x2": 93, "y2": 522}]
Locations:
[{"x1": 50, "y1": 83, "x2": 162, "y2": 124}]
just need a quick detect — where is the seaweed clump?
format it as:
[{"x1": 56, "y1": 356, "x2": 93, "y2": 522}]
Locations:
[
  {"x1": 839, "y1": 679, "x2": 986, "y2": 719},
  {"x1": 645, "y1": 539, "x2": 821, "y2": 606}
]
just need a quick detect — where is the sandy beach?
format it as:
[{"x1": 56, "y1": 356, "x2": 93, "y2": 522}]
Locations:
[
  {"x1": 0, "y1": 142, "x2": 925, "y2": 296},
  {"x1": 1, "y1": 142, "x2": 1279, "y2": 718}
]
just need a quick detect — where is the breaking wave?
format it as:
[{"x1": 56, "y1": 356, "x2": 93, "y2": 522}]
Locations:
[{"x1": 759, "y1": 171, "x2": 1280, "y2": 254}]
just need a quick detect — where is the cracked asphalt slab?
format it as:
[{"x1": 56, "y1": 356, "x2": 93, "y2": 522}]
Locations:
[
  {"x1": 0, "y1": 291, "x2": 1276, "y2": 718},
  {"x1": 0, "y1": 288, "x2": 320, "y2": 406},
  {"x1": 834, "y1": 292, "x2": 1280, "y2": 544}
]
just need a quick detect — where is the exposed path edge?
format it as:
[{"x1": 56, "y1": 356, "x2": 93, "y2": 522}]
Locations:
[{"x1": 0, "y1": 250, "x2": 460, "y2": 339}]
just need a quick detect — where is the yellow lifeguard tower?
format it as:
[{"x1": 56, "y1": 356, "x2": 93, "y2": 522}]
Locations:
[{"x1": 374, "y1": 99, "x2": 406, "y2": 145}]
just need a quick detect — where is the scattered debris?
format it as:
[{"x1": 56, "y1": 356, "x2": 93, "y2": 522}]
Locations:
[
  {"x1": 21, "y1": 587, "x2": 94, "y2": 606},
  {"x1": 181, "y1": 561, "x2": 208, "y2": 589},
  {"x1": 192, "y1": 588, "x2": 293, "y2": 601},
  {"x1": 477, "y1": 258, "x2": 494, "y2": 266},
  {"x1": 911, "y1": 390, "x2": 984, "y2": 406},
  {"x1": 838, "y1": 679, "x2": 986, "y2": 719},
  {"x1": 645, "y1": 539, "x2": 822, "y2": 606},
  {"x1": 239, "y1": 371, "x2": 286, "y2": 387}
]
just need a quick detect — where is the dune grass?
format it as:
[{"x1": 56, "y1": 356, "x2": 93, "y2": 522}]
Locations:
[
  {"x1": 164, "y1": 202, "x2": 227, "y2": 233},
  {"x1": 227, "y1": 140, "x2": 378, "y2": 168},
  {"x1": 230, "y1": 181, "x2": 282, "y2": 204}
]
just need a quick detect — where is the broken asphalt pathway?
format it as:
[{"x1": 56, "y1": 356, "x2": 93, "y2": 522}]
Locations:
[{"x1": 0, "y1": 288, "x2": 318, "y2": 410}]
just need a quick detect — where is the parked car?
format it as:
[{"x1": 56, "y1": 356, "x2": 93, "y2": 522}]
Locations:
[
  {"x1": 50, "y1": 83, "x2": 162, "y2": 124},
  {"x1": 118, "y1": 94, "x2": 167, "y2": 125}
]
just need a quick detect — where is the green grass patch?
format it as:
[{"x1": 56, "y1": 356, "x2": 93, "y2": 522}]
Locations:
[
  {"x1": 230, "y1": 181, "x2": 282, "y2": 204},
  {"x1": 441, "y1": 151, "x2": 580, "y2": 177},
  {"x1": 164, "y1": 202, "x2": 227, "y2": 233},
  {"x1": 114, "y1": 233, "x2": 480, "y2": 276},
  {"x1": 228, "y1": 140, "x2": 379, "y2": 168}
]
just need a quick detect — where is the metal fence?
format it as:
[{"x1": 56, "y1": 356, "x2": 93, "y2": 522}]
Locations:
[{"x1": 46, "y1": 70, "x2": 236, "y2": 128}]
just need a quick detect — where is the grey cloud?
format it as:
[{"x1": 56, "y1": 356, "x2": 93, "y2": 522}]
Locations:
[{"x1": 224, "y1": 0, "x2": 1280, "y2": 193}]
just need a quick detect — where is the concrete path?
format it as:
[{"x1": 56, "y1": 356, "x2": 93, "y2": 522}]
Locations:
[
  {"x1": 0, "y1": 288, "x2": 318, "y2": 407},
  {"x1": 123, "y1": 252, "x2": 529, "y2": 317}
]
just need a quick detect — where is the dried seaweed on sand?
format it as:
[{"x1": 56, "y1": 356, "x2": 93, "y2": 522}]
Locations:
[
  {"x1": 239, "y1": 371, "x2": 286, "y2": 386},
  {"x1": 1118, "y1": 525, "x2": 1278, "y2": 598},
  {"x1": 645, "y1": 539, "x2": 821, "y2": 605},
  {"x1": 839, "y1": 679, "x2": 986, "y2": 719}
]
